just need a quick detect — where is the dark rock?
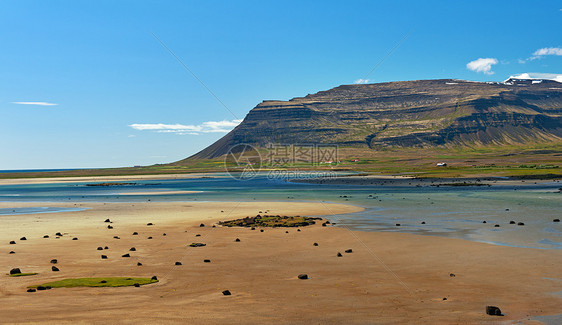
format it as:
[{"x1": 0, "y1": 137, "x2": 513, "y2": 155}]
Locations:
[
  {"x1": 147, "y1": 223, "x2": 153, "y2": 226},
  {"x1": 51, "y1": 266, "x2": 59, "y2": 272},
  {"x1": 321, "y1": 223, "x2": 327, "y2": 227},
  {"x1": 45, "y1": 286, "x2": 51, "y2": 290},
  {"x1": 137, "y1": 262, "x2": 142, "y2": 266},
  {"x1": 104, "y1": 246, "x2": 109, "y2": 249},
  {"x1": 443, "y1": 297, "x2": 447, "y2": 301},
  {"x1": 297, "y1": 229, "x2": 301, "y2": 232},
  {"x1": 122, "y1": 254, "x2": 130, "y2": 258},
  {"x1": 113, "y1": 236, "x2": 120, "y2": 239},
  {"x1": 517, "y1": 222, "x2": 525, "y2": 226},
  {"x1": 260, "y1": 229, "x2": 264, "y2": 232},
  {"x1": 251, "y1": 227, "x2": 255, "y2": 230},
  {"x1": 313, "y1": 243, "x2": 318, "y2": 246},
  {"x1": 222, "y1": 290, "x2": 231, "y2": 296},
  {"x1": 100, "y1": 280, "x2": 107, "y2": 283},
  {"x1": 72, "y1": 238, "x2": 78, "y2": 240},
  {"x1": 9, "y1": 251, "x2": 15, "y2": 254},
  {"x1": 104, "y1": 219, "x2": 111, "y2": 223},
  {"x1": 134, "y1": 283, "x2": 140, "y2": 287},
  {"x1": 345, "y1": 249, "x2": 353, "y2": 253},
  {"x1": 20, "y1": 237, "x2": 27, "y2": 241},
  {"x1": 50, "y1": 259, "x2": 57, "y2": 264},
  {"x1": 200, "y1": 223, "x2": 205, "y2": 227},
  {"x1": 107, "y1": 225, "x2": 113, "y2": 229},
  {"x1": 553, "y1": 219, "x2": 560, "y2": 222},
  {"x1": 337, "y1": 252, "x2": 342, "y2": 257},
  {"x1": 129, "y1": 247, "x2": 136, "y2": 251},
  {"x1": 195, "y1": 234, "x2": 201, "y2": 237},
  {"x1": 151, "y1": 276, "x2": 158, "y2": 281},
  {"x1": 27, "y1": 288, "x2": 36, "y2": 293},
  {"x1": 203, "y1": 259, "x2": 211, "y2": 263},
  {"x1": 486, "y1": 306, "x2": 502, "y2": 316},
  {"x1": 9, "y1": 241, "x2": 15, "y2": 245},
  {"x1": 285, "y1": 231, "x2": 289, "y2": 233},
  {"x1": 482, "y1": 221, "x2": 487, "y2": 224},
  {"x1": 132, "y1": 232, "x2": 138, "y2": 235},
  {"x1": 147, "y1": 236, "x2": 152, "y2": 239},
  {"x1": 36, "y1": 286, "x2": 46, "y2": 291},
  {"x1": 395, "y1": 223, "x2": 401, "y2": 226},
  {"x1": 56, "y1": 232, "x2": 63, "y2": 236},
  {"x1": 43, "y1": 235, "x2": 49, "y2": 238},
  {"x1": 421, "y1": 221, "x2": 426, "y2": 224},
  {"x1": 97, "y1": 247, "x2": 103, "y2": 250},
  {"x1": 235, "y1": 238, "x2": 240, "y2": 242},
  {"x1": 162, "y1": 233, "x2": 166, "y2": 236},
  {"x1": 175, "y1": 261, "x2": 182, "y2": 265},
  {"x1": 298, "y1": 274, "x2": 308, "y2": 279},
  {"x1": 494, "y1": 224, "x2": 500, "y2": 227},
  {"x1": 212, "y1": 225, "x2": 216, "y2": 228},
  {"x1": 10, "y1": 268, "x2": 21, "y2": 275},
  {"x1": 101, "y1": 255, "x2": 108, "y2": 259},
  {"x1": 189, "y1": 243, "x2": 206, "y2": 247},
  {"x1": 509, "y1": 221, "x2": 516, "y2": 224},
  {"x1": 449, "y1": 273, "x2": 455, "y2": 277}
]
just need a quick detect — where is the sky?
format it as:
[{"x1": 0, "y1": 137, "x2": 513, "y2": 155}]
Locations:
[{"x1": 1, "y1": 1, "x2": 561, "y2": 169}]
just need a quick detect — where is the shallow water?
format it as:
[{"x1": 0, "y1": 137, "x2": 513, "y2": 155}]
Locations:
[{"x1": 0, "y1": 172, "x2": 560, "y2": 249}]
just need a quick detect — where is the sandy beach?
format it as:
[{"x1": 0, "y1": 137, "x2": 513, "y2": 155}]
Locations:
[{"x1": 1, "y1": 200, "x2": 561, "y2": 324}]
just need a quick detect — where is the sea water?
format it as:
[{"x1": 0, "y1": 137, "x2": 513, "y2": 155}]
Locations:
[{"x1": 0, "y1": 172, "x2": 560, "y2": 249}]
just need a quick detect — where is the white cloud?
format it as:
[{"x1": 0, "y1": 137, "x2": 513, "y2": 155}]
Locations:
[
  {"x1": 129, "y1": 119, "x2": 243, "y2": 135},
  {"x1": 466, "y1": 58, "x2": 498, "y2": 75},
  {"x1": 11, "y1": 101, "x2": 58, "y2": 106},
  {"x1": 531, "y1": 47, "x2": 562, "y2": 60},
  {"x1": 354, "y1": 79, "x2": 371, "y2": 84}
]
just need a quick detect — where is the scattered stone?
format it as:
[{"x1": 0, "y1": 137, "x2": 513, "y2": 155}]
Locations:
[
  {"x1": 132, "y1": 232, "x2": 138, "y2": 235},
  {"x1": 37, "y1": 286, "x2": 47, "y2": 291},
  {"x1": 100, "y1": 280, "x2": 107, "y2": 283},
  {"x1": 189, "y1": 243, "x2": 206, "y2": 247},
  {"x1": 313, "y1": 243, "x2": 318, "y2": 246},
  {"x1": 9, "y1": 251, "x2": 15, "y2": 254},
  {"x1": 113, "y1": 236, "x2": 120, "y2": 239},
  {"x1": 104, "y1": 246, "x2": 109, "y2": 250},
  {"x1": 395, "y1": 223, "x2": 401, "y2": 227},
  {"x1": 104, "y1": 219, "x2": 111, "y2": 223},
  {"x1": 200, "y1": 223, "x2": 205, "y2": 227},
  {"x1": 151, "y1": 276, "x2": 158, "y2": 281},
  {"x1": 130, "y1": 247, "x2": 136, "y2": 251},
  {"x1": 421, "y1": 221, "x2": 426, "y2": 224},
  {"x1": 345, "y1": 249, "x2": 353, "y2": 253},
  {"x1": 27, "y1": 288, "x2": 36, "y2": 293},
  {"x1": 486, "y1": 306, "x2": 502, "y2": 316},
  {"x1": 43, "y1": 235, "x2": 49, "y2": 238},
  {"x1": 101, "y1": 255, "x2": 108, "y2": 259},
  {"x1": 298, "y1": 274, "x2": 308, "y2": 280},
  {"x1": 517, "y1": 222, "x2": 525, "y2": 226},
  {"x1": 137, "y1": 262, "x2": 142, "y2": 266},
  {"x1": 10, "y1": 268, "x2": 22, "y2": 275},
  {"x1": 203, "y1": 259, "x2": 211, "y2": 263},
  {"x1": 260, "y1": 229, "x2": 264, "y2": 232},
  {"x1": 56, "y1": 232, "x2": 63, "y2": 236},
  {"x1": 222, "y1": 290, "x2": 231, "y2": 296},
  {"x1": 107, "y1": 225, "x2": 113, "y2": 229},
  {"x1": 51, "y1": 266, "x2": 59, "y2": 272},
  {"x1": 482, "y1": 221, "x2": 487, "y2": 224},
  {"x1": 72, "y1": 238, "x2": 78, "y2": 240},
  {"x1": 50, "y1": 259, "x2": 57, "y2": 264},
  {"x1": 9, "y1": 241, "x2": 15, "y2": 245},
  {"x1": 251, "y1": 227, "x2": 255, "y2": 230},
  {"x1": 494, "y1": 224, "x2": 500, "y2": 227},
  {"x1": 235, "y1": 238, "x2": 240, "y2": 242},
  {"x1": 175, "y1": 261, "x2": 182, "y2": 266},
  {"x1": 297, "y1": 229, "x2": 301, "y2": 232},
  {"x1": 337, "y1": 252, "x2": 342, "y2": 257},
  {"x1": 134, "y1": 283, "x2": 140, "y2": 287},
  {"x1": 162, "y1": 233, "x2": 166, "y2": 236},
  {"x1": 122, "y1": 253, "x2": 130, "y2": 258},
  {"x1": 147, "y1": 223, "x2": 153, "y2": 226},
  {"x1": 553, "y1": 219, "x2": 560, "y2": 222},
  {"x1": 285, "y1": 231, "x2": 289, "y2": 233},
  {"x1": 509, "y1": 221, "x2": 516, "y2": 224},
  {"x1": 449, "y1": 273, "x2": 455, "y2": 277},
  {"x1": 195, "y1": 234, "x2": 201, "y2": 237},
  {"x1": 97, "y1": 247, "x2": 103, "y2": 250},
  {"x1": 147, "y1": 236, "x2": 152, "y2": 239},
  {"x1": 212, "y1": 225, "x2": 216, "y2": 228},
  {"x1": 20, "y1": 237, "x2": 27, "y2": 241},
  {"x1": 443, "y1": 297, "x2": 447, "y2": 301},
  {"x1": 322, "y1": 223, "x2": 327, "y2": 227}
]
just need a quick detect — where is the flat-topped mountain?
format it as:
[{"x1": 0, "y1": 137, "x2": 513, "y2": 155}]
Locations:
[{"x1": 188, "y1": 78, "x2": 562, "y2": 159}]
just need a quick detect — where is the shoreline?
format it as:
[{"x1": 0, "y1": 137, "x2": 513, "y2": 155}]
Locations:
[{"x1": 1, "y1": 201, "x2": 560, "y2": 324}]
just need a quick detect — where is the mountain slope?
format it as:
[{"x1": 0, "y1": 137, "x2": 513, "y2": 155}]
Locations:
[{"x1": 187, "y1": 78, "x2": 562, "y2": 160}]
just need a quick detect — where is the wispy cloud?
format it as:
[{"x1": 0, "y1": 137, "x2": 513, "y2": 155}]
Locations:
[
  {"x1": 129, "y1": 119, "x2": 242, "y2": 135},
  {"x1": 531, "y1": 47, "x2": 562, "y2": 60},
  {"x1": 354, "y1": 79, "x2": 371, "y2": 84},
  {"x1": 11, "y1": 101, "x2": 58, "y2": 106},
  {"x1": 466, "y1": 58, "x2": 498, "y2": 75}
]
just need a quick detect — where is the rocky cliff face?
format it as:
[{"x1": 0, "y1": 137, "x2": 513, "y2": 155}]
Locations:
[{"x1": 188, "y1": 79, "x2": 562, "y2": 159}]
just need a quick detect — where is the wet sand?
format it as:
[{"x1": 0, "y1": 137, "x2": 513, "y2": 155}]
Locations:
[{"x1": 1, "y1": 201, "x2": 561, "y2": 324}]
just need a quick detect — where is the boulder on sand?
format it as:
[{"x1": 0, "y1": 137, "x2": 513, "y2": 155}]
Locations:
[
  {"x1": 51, "y1": 266, "x2": 59, "y2": 272},
  {"x1": 222, "y1": 290, "x2": 231, "y2": 296},
  {"x1": 50, "y1": 259, "x2": 57, "y2": 264},
  {"x1": 486, "y1": 306, "x2": 502, "y2": 316},
  {"x1": 10, "y1": 268, "x2": 22, "y2": 275},
  {"x1": 298, "y1": 274, "x2": 308, "y2": 279}
]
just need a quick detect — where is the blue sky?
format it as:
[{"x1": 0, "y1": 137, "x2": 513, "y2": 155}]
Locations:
[{"x1": 1, "y1": 1, "x2": 561, "y2": 169}]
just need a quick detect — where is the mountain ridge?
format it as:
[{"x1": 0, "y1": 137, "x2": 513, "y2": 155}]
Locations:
[{"x1": 185, "y1": 78, "x2": 562, "y2": 160}]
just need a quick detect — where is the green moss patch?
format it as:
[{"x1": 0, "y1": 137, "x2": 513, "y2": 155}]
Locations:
[
  {"x1": 220, "y1": 215, "x2": 321, "y2": 228},
  {"x1": 8, "y1": 273, "x2": 38, "y2": 277},
  {"x1": 28, "y1": 277, "x2": 158, "y2": 288}
]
